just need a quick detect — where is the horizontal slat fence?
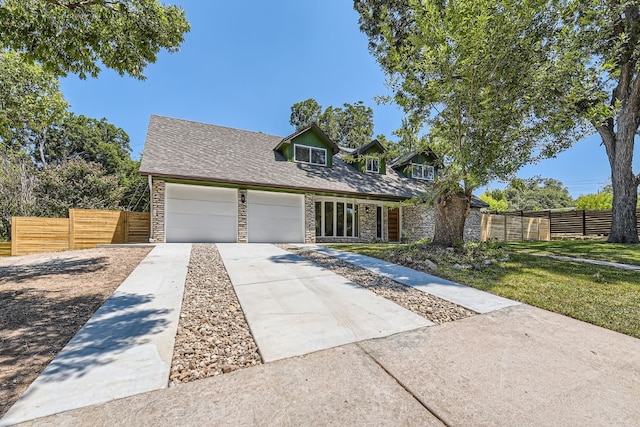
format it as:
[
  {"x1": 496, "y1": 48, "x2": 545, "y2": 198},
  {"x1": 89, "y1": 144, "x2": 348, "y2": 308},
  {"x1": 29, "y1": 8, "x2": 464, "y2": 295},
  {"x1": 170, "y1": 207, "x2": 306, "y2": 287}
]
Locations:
[
  {"x1": 6, "y1": 209, "x2": 150, "y2": 256},
  {"x1": 70, "y1": 209, "x2": 125, "y2": 249},
  {"x1": 496, "y1": 209, "x2": 640, "y2": 237},
  {"x1": 125, "y1": 212, "x2": 151, "y2": 243},
  {"x1": 11, "y1": 217, "x2": 70, "y2": 255},
  {"x1": 0, "y1": 242, "x2": 12, "y2": 257},
  {"x1": 481, "y1": 214, "x2": 550, "y2": 242}
]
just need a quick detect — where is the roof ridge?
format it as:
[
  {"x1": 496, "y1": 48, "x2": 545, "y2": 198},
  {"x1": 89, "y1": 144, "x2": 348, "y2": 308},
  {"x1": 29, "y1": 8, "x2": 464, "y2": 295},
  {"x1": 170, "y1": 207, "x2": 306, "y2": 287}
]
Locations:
[{"x1": 150, "y1": 114, "x2": 283, "y2": 139}]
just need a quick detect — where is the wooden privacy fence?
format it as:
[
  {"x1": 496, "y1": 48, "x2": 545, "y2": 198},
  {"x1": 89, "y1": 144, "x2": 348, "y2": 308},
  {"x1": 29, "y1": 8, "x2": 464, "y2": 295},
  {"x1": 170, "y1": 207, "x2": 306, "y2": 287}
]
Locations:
[
  {"x1": 7, "y1": 209, "x2": 150, "y2": 256},
  {"x1": 480, "y1": 214, "x2": 550, "y2": 242},
  {"x1": 498, "y1": 209, "x2": 640, "y2": 237},
  {"x1": 0, "y1": 242, "x2": 11, "y2": 257}
]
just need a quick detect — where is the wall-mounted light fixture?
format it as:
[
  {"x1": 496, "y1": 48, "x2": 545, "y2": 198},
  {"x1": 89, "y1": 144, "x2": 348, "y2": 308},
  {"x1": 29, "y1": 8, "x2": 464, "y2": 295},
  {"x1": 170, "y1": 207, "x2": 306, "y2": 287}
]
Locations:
[
  {"x1": 241, "y1": 193, "x2": 246, "y2": 204},
  {"x1": 365, "y1": 206, "x2": 369, "y2": 213}
]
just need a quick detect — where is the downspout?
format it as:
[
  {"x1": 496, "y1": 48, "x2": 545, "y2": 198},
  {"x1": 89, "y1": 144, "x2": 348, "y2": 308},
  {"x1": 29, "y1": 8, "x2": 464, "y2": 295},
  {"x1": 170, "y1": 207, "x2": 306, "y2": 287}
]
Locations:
[{"x1": 148, "y1": 174, "x2": 155, "y2": 243}]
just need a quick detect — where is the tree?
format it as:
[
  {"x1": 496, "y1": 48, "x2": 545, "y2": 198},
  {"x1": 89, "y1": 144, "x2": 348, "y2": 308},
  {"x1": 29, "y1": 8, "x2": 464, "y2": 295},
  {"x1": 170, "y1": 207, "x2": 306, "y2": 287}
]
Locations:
[
  {"x1": 493, "y1": 177, "x2": 573, "y2": 211},
  {"x1": 355, "y1": 0, "x2": 579, "y2": 246},
  {"x1": 33, "y1": 158, "x2": 122, "y2": 218},
  {"x1": 0, "y1": 0, "x2": 190, "y2": 79},
  {"x1": 0, "y1": 51, "x2": 68, "y2": 160},
  {"x1": 0, "y1": 148, "x2": 37, "y2": 239},
  {"x1": 529, "y1": 1, "x2": 640, "y2": 243},
  {"x1": 289, "y1": 99, "x2": 375, "y2": 148},
  {"x1": 574, "y1": 192, "x2": 614, "y2": 211},
  {"x1": 480, "y1": 192, "x2": 508, "y2": 212}
]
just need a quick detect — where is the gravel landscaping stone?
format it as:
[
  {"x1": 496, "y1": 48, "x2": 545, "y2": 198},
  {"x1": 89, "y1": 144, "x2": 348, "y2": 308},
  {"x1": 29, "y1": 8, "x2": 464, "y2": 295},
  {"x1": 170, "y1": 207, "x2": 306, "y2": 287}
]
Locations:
[
  {"x1": 280, "y1": 245, "x2": 475, "y2": 324},
  {"x1": 169, "y1": 244, "x2": 261, "y2": 386}
]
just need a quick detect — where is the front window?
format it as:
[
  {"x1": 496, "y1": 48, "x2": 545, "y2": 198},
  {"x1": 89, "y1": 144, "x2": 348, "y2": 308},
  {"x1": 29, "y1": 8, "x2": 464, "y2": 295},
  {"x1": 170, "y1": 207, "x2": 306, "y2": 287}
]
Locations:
[
  {"x1": 376, "y1": 206, "x2": 382, "y2": 239},
  {"x1": 411, "y1": 163, "x2": 435, "y2": 180},
  {"x1": 366, "y1": 158, "x2": 379, "y2": 173},
  {"x1": 315, "y1": 200, "x2": 358, "y2": 238},
  {"x1": 294, "y1": 144, "x2": 327, "y2": 166}
]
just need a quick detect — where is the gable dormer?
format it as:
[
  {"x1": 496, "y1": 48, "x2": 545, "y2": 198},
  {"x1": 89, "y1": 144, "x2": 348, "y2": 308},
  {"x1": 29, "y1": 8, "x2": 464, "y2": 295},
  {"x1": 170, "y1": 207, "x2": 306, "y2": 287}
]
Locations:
[
  {"x1": 275, "y1": 123, "x2": 340, "y2": 167},
  {"x1": 390, "y1": 148, "x2": 438, "y2": 181},
  {"x1": 351, "y1": 139, "x2": 386, "y2": 174}
]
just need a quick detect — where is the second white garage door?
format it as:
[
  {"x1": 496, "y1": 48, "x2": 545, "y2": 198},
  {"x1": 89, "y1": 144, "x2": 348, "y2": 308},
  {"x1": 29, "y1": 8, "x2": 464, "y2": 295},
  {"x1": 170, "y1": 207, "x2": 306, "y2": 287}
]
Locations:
[
  {"x1": 247, "y1": 190, "x2": 304, "y2": 243},
  {"x1": 165, "y1": 183, "x2": 237, "y2": 243}
]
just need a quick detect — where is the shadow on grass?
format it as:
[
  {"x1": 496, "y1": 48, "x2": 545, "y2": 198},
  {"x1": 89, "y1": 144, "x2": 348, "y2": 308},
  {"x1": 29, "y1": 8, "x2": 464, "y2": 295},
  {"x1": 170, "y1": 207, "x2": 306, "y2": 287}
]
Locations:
[{"x1": 0, "y1": 256, "x2": 108, "y2": 283}]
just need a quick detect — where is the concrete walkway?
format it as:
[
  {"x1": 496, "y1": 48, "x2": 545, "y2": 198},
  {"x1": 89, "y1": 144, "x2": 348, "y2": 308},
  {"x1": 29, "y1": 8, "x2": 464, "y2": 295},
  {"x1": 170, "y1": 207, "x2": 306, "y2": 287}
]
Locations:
[
  {"x1": 545, "y1": 254, "x2": 640, "y2": 271},
  {"x1": 305, "y1": 245, "x2": 518, "y2": 314},
  {"x1": 216, "y1": 244, "x2": 432, "y2": 362},
  {"x1": 1, "y1": 244, "x2": 192, "y2": 427},
  {"x1": 19, "y1": 304, "x2": 640, "y2": 427}
]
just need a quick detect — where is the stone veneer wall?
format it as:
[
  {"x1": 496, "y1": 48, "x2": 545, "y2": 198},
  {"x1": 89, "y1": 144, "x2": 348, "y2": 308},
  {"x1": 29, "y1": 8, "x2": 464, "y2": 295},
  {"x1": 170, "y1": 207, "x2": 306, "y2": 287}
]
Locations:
[
  {"x1": 359, "y1": 203, "x2": 380, "y2": 242},
  {"x1": 238, "y1": 189, "x2": 247, "y2": 243},
  {"x1": 304, "y1": 194, "x2": 316, "y2": 243},
  {"x1": 463, "y1": 209, "x2": 482, "y2": 242},
  {"x1": 401, "y1": 204, "x2": 483, "y2": 243},
  {"x1": 151, "y1": 179, "x2": 166, "y2": 243}
]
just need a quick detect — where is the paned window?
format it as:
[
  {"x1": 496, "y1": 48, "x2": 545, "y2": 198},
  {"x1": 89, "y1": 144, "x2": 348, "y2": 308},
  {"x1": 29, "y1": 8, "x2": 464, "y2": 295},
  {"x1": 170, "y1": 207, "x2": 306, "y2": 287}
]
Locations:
[
  {"x1": 366, "y1": 158, "x2": 379, "y2": 173},
  {"x1": 315, "y1": 200, "x2": 359, "y2": 238},
  {"x1": 294, "y1": 144, "x2": 327, "y2": 166},
  {"x1": 411, "y1": 163, "x2": 435, "y2": 180}
]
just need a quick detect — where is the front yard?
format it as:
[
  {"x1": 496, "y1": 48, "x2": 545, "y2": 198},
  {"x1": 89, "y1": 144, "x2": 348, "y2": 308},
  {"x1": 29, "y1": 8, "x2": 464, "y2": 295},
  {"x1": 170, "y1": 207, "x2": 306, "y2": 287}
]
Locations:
[{"x1": 327, "y1": 241, "x2": 640, "y2": 339}]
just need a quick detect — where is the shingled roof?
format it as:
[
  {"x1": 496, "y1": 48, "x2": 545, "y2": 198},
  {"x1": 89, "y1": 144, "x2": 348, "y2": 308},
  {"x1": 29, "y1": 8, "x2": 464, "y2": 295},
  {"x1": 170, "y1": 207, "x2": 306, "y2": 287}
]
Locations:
[{"x1": 139, "y1": 115, "x2": 487, "y2": 208}]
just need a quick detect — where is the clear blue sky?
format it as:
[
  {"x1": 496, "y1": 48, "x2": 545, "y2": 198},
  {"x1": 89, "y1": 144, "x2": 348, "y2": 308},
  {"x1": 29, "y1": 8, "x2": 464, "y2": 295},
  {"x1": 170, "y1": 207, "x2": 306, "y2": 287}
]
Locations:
[{"x1": 59, "y1": 0, "x2": 637, "y2": 198}]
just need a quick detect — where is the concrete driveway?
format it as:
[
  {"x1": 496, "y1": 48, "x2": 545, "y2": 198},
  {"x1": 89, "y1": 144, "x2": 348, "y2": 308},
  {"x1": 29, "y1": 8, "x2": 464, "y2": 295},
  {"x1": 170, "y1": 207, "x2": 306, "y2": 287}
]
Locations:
[
  {"x1": 8, "y1": 244, "x2": 640, "y2": 426},
  {"x1": 20, "y1": 304, "x2": 640, "y2": 426}
]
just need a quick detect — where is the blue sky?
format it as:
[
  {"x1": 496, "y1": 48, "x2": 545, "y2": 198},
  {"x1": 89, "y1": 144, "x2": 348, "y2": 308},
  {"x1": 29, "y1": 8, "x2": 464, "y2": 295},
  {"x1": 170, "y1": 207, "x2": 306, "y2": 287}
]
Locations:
[{"x1": 60, "y1": 0, "x2": 635, "y2": 198}]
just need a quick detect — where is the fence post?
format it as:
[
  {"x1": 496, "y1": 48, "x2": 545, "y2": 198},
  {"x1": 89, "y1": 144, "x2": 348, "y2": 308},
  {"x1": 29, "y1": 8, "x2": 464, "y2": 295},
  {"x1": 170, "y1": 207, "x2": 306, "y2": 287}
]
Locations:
[
  {"x1": 504, "y1": 214, "x2": 508, "y2": 242},
  {"x1": 69, "y1": 209, "x2": 75, "y2": 249},
  {"x1": 10, "y1": 217, "x2": 16, "y2": 256},
  {"x1": 582, "y1": 210, "x2": 586, "y2": 236},
  {"x1": 124, "y1": 212, "x2": 130, "y2": 244}
]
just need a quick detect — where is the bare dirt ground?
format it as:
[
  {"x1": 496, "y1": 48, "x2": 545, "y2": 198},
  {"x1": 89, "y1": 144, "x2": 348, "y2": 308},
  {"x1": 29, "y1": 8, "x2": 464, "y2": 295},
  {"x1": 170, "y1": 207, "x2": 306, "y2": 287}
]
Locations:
[{"x1": 0, "y1": 247, "x2": 152, "y2": 418}]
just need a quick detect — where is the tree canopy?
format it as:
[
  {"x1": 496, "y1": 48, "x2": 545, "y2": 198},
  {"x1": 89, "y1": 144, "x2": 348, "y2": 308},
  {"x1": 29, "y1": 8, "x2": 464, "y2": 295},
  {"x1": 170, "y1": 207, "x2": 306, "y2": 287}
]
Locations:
[
  {"x1": 355, "y1": 0, "x2": 581, "y2": 245},
  {"x1": 290, "y1": 99, "x2": 374, "y2": 148},
  {"x1": 0, "y1": 0, "x2": 190, "y2": 79},
  {"x1": 483, "y1": 177, "x2": 574, "y2": 211}
]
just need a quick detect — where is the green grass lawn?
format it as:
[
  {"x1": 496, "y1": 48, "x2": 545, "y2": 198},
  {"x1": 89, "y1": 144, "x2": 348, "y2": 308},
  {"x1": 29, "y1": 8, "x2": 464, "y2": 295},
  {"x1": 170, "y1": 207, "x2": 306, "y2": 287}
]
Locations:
[
  {"x1": 503, "y1": 240, "x2": 640, "y2": 265},
  {"x1": 327, "y1": 242, "x2": 640, "y2": 339}
]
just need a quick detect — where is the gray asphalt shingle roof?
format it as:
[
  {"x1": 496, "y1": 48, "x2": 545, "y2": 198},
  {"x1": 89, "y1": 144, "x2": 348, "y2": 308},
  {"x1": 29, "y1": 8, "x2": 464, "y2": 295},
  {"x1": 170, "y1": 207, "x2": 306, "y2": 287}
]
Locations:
[{"x1": 139, "y1": 115, "x2": 488, "y2": 208}]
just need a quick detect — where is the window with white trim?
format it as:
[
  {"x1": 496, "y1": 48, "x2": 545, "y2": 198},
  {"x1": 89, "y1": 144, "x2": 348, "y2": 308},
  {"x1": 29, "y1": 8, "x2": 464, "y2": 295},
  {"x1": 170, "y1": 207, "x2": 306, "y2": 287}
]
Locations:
[
  {"x1": 315, "y1": 200, "x2": 358, "y2": 237},
  {"x1": 294, "y1": 144, "x2": 327, "y2": 166},
  {"x1": 411, "y1": 163, "x2": 435, "y2": 180},
  {"x1": 366, "y1": 158, "x2": 379, "y2": 173}
]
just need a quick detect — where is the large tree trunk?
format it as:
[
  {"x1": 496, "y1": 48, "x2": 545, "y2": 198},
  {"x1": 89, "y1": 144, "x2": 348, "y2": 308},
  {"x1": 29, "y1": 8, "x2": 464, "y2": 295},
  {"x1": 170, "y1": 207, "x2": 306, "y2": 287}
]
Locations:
[
  {"x1": 602, "y1": 114, "x2": 639, "y2": 243},
  {"x1": 432, "y1": 190, "x2": 470, "y2": 247}
]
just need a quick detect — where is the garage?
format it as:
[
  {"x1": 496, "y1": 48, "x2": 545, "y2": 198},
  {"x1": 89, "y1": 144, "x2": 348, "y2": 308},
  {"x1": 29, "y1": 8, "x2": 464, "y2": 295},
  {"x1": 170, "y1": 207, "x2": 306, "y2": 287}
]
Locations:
[
  {"x1": 247, "y1": 190, "x2": 304, "y2": 243},
  {"x1": 165, "y1": 183, "x2": 237, "y2": 243}
]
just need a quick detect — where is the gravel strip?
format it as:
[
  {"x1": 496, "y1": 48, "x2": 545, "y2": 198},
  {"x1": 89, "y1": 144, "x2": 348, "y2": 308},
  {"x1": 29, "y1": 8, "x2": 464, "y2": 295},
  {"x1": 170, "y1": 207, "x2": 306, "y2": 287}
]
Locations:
[
  {"x1": 280, "y1": 245, "x2": 475, "y2": 324},
  {"x1": 170, "y1": 244, "x2": 261, "y2": 386}
]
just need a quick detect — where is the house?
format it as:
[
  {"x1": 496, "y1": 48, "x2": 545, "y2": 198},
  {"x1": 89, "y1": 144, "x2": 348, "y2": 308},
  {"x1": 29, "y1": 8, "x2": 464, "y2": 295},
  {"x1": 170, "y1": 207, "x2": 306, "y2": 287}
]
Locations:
[{"x1": 139, "y1": 115, "x2": 487, "y2": 243}]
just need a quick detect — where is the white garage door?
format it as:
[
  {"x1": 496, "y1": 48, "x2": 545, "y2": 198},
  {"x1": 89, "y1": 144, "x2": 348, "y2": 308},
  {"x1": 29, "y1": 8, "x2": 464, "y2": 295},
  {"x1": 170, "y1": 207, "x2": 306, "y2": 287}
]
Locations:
[
  {"x1": 165, "y1": 184, "x2": 237, "y2": 243},
  {"x1": 248, "y1": 190, "x2": 304, "y2": 243}
]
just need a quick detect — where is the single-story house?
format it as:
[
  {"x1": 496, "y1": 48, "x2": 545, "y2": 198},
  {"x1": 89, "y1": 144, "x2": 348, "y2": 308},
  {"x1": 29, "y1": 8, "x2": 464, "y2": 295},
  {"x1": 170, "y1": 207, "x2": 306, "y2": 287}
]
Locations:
[{"x1": 139, "y1": 115, "x2": 487, "y2": 243}]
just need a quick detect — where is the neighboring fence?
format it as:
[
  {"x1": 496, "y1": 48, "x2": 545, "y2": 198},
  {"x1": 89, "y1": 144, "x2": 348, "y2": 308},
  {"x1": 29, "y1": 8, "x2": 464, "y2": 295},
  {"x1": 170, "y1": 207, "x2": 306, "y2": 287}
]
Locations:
[
  {"x1": 496, "y1": 209, "x2": 640, "y2": 237},
  {"x1": 7, "y1": 209, "x2": 150, "y2": 256},
  {"x1": 480, "y1": 214, "x2": 550, "y2": 242}
]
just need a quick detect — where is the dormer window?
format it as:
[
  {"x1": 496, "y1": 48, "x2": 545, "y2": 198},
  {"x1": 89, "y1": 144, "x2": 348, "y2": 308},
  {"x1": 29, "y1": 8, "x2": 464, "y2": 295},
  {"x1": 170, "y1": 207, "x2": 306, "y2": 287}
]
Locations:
[
  {"x1": 411, "y1": 163, "x2": 435, "y2": 180},
  {"x1": 366, "y1": 158, "x2": 379, "y2": 173},
  {"x1": 295, "y1": 144, "x2": 327, "y2": 166}
]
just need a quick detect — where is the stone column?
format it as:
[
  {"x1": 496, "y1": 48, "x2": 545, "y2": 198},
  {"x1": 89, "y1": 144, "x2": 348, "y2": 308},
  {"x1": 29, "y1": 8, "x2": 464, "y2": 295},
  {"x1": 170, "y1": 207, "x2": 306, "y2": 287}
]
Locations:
[
  {"x1": 151, "y1": 180, "x2": 166, "y2": 243},
  {"x1": 304, "y1": 194, "x2": 316, "y2": 243},
  {"x1": 238, "y1": 189, "x2": 247, "y2": 243}
]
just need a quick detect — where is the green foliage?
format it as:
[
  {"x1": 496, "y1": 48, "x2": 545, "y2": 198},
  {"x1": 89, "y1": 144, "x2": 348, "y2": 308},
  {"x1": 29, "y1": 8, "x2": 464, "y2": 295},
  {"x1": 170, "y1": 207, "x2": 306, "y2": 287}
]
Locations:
[
  {"x1": 480, "y1": 192, "x2": 508, "y2": 211},
  {"x1": 354, "y1": 0, "x2": 583, "y2": 245},
  {"x1": 0, "y1": 0, "x2": 190, "y2": 79},
  {"x1": 0, "y1": 147, "x2": 37, "y2": 238},
  {"x1": 574, "y1": 192, "x2": 613, "y2": 211},
  {"x1": 0, "y1": 51, "x2": 68, "y2": 141},
  {"x1": 33, "y1": 158, "x2": 122, "y2": 218},
  {"x1": 290, "y1": 99, "x2": 374, "y2": 148},
  {"x1": 491, "y1": 177, "x2": 574, "y2": 211}
]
